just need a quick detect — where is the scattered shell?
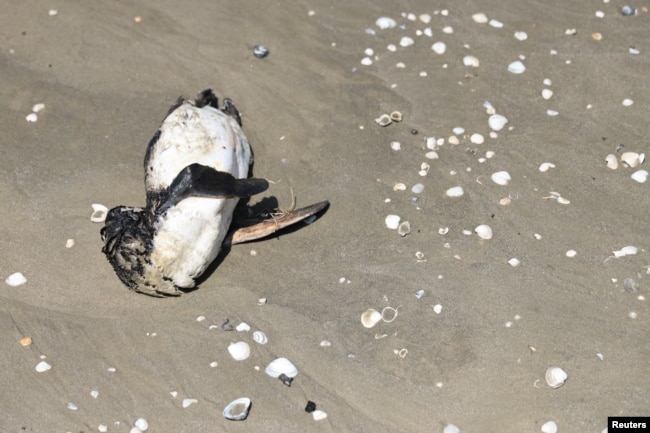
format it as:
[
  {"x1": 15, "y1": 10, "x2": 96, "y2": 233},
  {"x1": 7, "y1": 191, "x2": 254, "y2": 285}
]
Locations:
[
  {"x1": 631, "y1": 170, "x2": 648, "y2": 183},
  {"x1": 223, "y1": 397, "x2": 252, "y2": 421},
  {"x1": 432, "y1": 42, "x2": 446, "y2": 54},
  {"x1": 415, "y1": 289, "x2": 425, "y2": 299},
  {"x1": 620, "y1": 152, "x2": 641, "y2": 167},
  {"x1": 472, "y1": 13, "x2": 488, "y2": 23},
  {"x1": 508, "y1": 60, "x2": 526, "y2": 74},
  {"x1": 390, "y1": 111, "x2": 403, "y2": 122},
  {"x1": 545, "y1": 366, "x2": 568, "y2": 388},
  {"x1": 491, "y1": 171, "x2": 511, "y2": 185},
  {"x1": 433, "y1": 304, "x2": 443, "y2": 314},
  {"x1": 489, "y1": 19, "x2": 503, "y2": 28},
  {"x1": 444, "y1": 424, "x2": 460, "y2": 433},
  {"x1": 5, "y1": 272, "x2": 27, "y2": 286},
  {"x1": 235, "y1": 322, "x2": 251, "y2": 332},
  {"x1": 488, "y1": 114, "x2": 508, "y2": 131},
  {"x1": 463, "y1": 55, "x2": 480, "y2": 67},
  {"x1": 257, "y1": 297, "x2": 267, "y2": 305},
  {"x1": 411, "y1": 183, "x2": 424, "y2": 194},
  {"x1": 390, "y1": 141, "x2": 401, "y2": 151},
  {"x1": 621, "y1": 6, "x2": 637, "y2": 16},
  {"x1": 514, "y1": 31, "x2": 528, "y2": 41},
  {"x1": 623, "y1": 278, "x2": 639, "y2": 294},
  {"x1": 445, "y1": 186, "x2": 464, "y2": 198},
  {"x1": 541, "y1": 421, "x2": 558, "y2": 433},
  {"x1": 566, "y1": 250, "x2": 577, "y2": 258},
  {"x1": 26, "y1": 113, "x2": 38, "y2": 122},
  {"x1": 252, "y1": 331, "x2": 268, "y2": 344},
  {"x1": 360, "y1": 57, "x2": 373, "y2": 66},
  {"x1": 35, "y1": 361, "x2": 51, "y2": 373},
  {"x1": 541, "y1": 89, "x2": 553, "y2": 100},
  {"x1": 312, "y1": 410, "x2": 328, "y2": 421},
  {"x1": 252, "y1": 44, "x2": 269, "y2": 59},
  {"x1": 622, "y1": 98, "x2": 634, "y2": 107},
  {"x1": 385, "y1": 214, "x2": 401, "y2": 229},
  {"x1": 613, "y1": 246, "x2": 638, "y2": 257},
  {"x1": 508, "y1": 258, "x2": 520, "y2": 267},
  {"x1": 361, "y1": 309, "x2": 382, "y2": 328},
  {"x1": 375, "y1": 114, "x2": 392, "y2": 126},
  {"x1": 227, "y1": 342, "x2": 251, "y2": 361},
  {"x1": 67, "y1": 402, "x2": 78, "y2": 410},
  {"x1": 134, "y1": 418, "x2": 149, "y2": 431},
  {"x1": 397, "y1": 221, "x2": 411, "y2": 237},
  {"x1": 265, "y1": 357, "x2": 298, "y2": 378},
  {"x1": 182, "y1": 398, "x2": 198, "y2": 408},
  {"x1": 393, "y1": 182, "x2": 407, "y2": 191},
  {"x1": 20, "y1": 336, "x2": 32, "y2": 346},
  {"x1": 376, "y1": 17, "x2": 397, "y2": 29},
  {"x1": 539, "y1": 162, "x2": 556, "y2": 172},
  {"x1": 605, "y1": 154, "x2": 618, "y2": 169},
  {"x1": 419, "y1": 162, "x2": 430, "y2": 176},
  {"x1": 65, "y1": 239, "x2": 75, "y2": 248},
  {"x1": 415, "y1": 251, "x2": 425, "y2": 261},
  {"x1": 399, "y1": 36, "x2": 414, "y2": 47},
  {"x1": 32, "y1": 103, "x2": 45, "y2": 113},
  {"x1": 470, "y1": 133, "x2": 484, "y2": 144},
  {"x1": 425, "y1": 151, "x2": 439, "y2": 159},
  {"x1": 475, "y1": 224, "x2": 493, "y2": 240},
  {"x1": 91, "y1": 203, "x2": 108, "y2": 223},
  {"x1": 381, "y1": 306, "x2": 399, "y2": 323}
]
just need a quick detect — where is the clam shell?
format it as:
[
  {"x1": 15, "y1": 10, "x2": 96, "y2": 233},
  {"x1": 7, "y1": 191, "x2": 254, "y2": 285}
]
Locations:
[
  {"x1": 491, "y1": 171, "x2": 511, "y2": 185},
  {"x1": 631, "y1": 169, "x2": 648, "y2": 183},
  {"x1": 620, "y1": 151, "x2": 640, "y2": 167},
  {"x1": 488, "y1": 114, "x2": 508, "y2": 131},
  {"x1": 390, "y1": 111, "x2": 403, "y2": 122},
  {"x1": 385, "y1": 214, "x2": 401, "y2": 229},
  {"x1": 445, "y1": 186, "x2": 464, "y2": 198},
  {"x1": 605, "y1": 154, "x2": 618, "y2": 169},
  {"x1": 397, "y1": 221, "x2": 411, "y2": 237},
  {"x1": 91, "y1": 203, "x2": 108, "y2": 223},
  {"x1": 361, "y1": 308, "x2": 382, "y2": 328},
  {"x1": 265, "y1": 357, "x2": 298, "y2": 378},
  {"x1": 134, "y1": 418, "x2": 149, "y2": 431},
  {"x1": 223, "y1": 397, "x2": 251, "y2": 421},
  {"x1": 541, "y1": 421, "x2": 558, "y2": 433},
  {"x1": 227, "y1": 342, "x2": 250, "y2": 361},
  {"x1": 376, "y1": 17, "x2": 397, "y2": 29},
  {"x1": 252, "y1": 331, "x2": 268, "y2": 345},
  {"x1": 463, "y1": 55, "x2": 480, "y2": 67},
  {"x1": 545, "y1": 366, "x2": 568, "y2": 388},
  {"x1": 474, "y1": 224, "x2": 493, "y2": 240},
  {"x1": 375, "y1": 114, "x2": 392, "y2": 127},
  {"x1": 5, "y1": 272, "x2": 27, "y2": 287}
]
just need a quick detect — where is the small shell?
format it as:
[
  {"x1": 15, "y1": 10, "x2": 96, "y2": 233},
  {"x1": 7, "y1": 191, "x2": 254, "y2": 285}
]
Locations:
[
  {"x1": 312, "y1": 410, "x2": 328, "y2": 421},
  {"x1": 390, "y1": 141, "x2": 401, "y2": 151},
  {"x1": 223, "y1": 397, "x2": 252, "y2": 421},
  {"x1": 545, "y1": 366, "x2": 568, "y2": 388},
  {"x1": 397, "y1": 221, "x2": 411, "y2": 237},
  {"x1": 390, "y1": 111, "x2": 403, "y2": 122},
  {"x1": 91, "y1": 203, "x2": 109, "y2": 223},
  {"x1": 265, "y1": 357, "x2": 298, "y2": 378},
  {"x1": 475, "y1": 224, "x2": 493, "y2": 240},
  {"x1": 252, "y1": 331, "x2": 268, "y2": 345},
  {"x1": 227, "y1": 342, "x2": 250, "y2": 361},
  {"x1": 35, "y1": 361, "x2": 52, "y2": 373},
  {"x1": 631, "y1": 169, "x2": 648, "y2": 183},
  {"x1": 491, "y1": 171, "x2": 511, "y2": 185},
  {"x1": 5, "y1": 272, "x2": 27, "y2": 286},
  {"x1": 385, "y1": 214, "x2": 401, "y2": 229},
  {"x1": 399, "y1": 36, "x2": 414, "y2": 47},
  {"x1": 376, "y1": 17, "x2": 397, "y2": 29},
  {"x1": 605, "y1": 154, "x2": 618, "y2": 169},
  {"x1": 539, "y1": 162, "x2": 556, "y2": 172},
  {"x1": 361, "y1": 309, "x2": 382, "y2": 328},
  {"x1": 20, "y1": 336, "x2": 32, "y2": 346},
  {"x1": 432, "y1": 42, "x2": 446, "y2": 55},
  {"x1": 445, "y1": 186, "x2": 464, "y2": 198},
  {"x1": 620, "y1": 152, "x2": 640, "y2": 167},
  {"x1": 134, "y1": 418, "x2": 149, "y2": 431},
  {"x1": 508, "y1": 258, "x2": 520, "y2": 267},
  {"x1": 182, "y1": 398, "x2": 198, "y2": 408},
  {"x1": 488, "y1": 114, "x2": 508, "y2": 131},
  {"x1": 252, "y1": 44, "x2": 269, "y2": 59},
  {"x1": 463, "y1": 55, "x2": 480, "y2": 67},
  {"x1": 541, "y1": 421, "x2": 558, "y2": 433},
  {"x1": 472, "y1": 13, "x2": 488, "y2": 23},
  {"x1": 470, "y1": 133, "x2": 484, "y2": 144},
  {"x1": 613, "y1": 245, "x2": 638, "y2": 257},
  {"x1": 26, "y1": 113, "x2": 38, "y2": 122},
  {"x1": 235, "y1": 322, "x2": 250, "y2": 332},
  {"x1": 541, "y1": 89, "x2": 553, "y2": 100},
  {"x1": 375, "y1": 114, "x2": 392, "y2": 127},
  {"x1": 623, "y1": 278, "x2": 639, "y2": 294},
  {"x1": 508, "y1": 60, "x2": 526, "y2": 74}
]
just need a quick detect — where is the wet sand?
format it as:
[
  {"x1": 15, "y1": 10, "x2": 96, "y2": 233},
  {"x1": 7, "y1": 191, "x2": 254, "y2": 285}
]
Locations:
[{"x1": 1, "y1": 1, "x2": 648, "y2": 432}]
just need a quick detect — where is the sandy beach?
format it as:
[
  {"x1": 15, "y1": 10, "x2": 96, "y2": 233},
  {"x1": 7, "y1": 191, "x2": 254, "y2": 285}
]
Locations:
[{"x1": 1, "y1": 1, "x2": 648, "y2": 432}]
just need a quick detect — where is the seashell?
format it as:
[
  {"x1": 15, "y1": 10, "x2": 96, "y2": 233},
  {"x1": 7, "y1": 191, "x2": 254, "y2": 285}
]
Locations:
[
  {"x1": 376, "y1": 17, "x2": 397, "y2": 29},
  {"x1": 514, "y1": 31, "x2": 528, "y2": 41},
  {"x1": 20, "y1": 336, "x2": 32, "y2": 346},
  {"x1": 470, "y1": 133, "x2": 484, "y2": 144},
  {"x1": 252, "y1": 44, "x2": 269, "y2": 59},
  {"x1": 445, "y1": 186, "x2": 464, "y2": 198},
  {"x1": 489, "y1": 19, "x2": 503, "y2": 28},
  {"x1": 134, "y1": 418, "x2": 149, "y2": 431},
  {"x1": 508, "y1": 60, "x2": 526, "y2": 74},
  {"x1": 35, "y1": 361, "x2": 51, "y2": 373},
  {"x1": 411, "y1": 183, "x2": 424, "y2": 193},
  {"x1": 541, "y1": 421, "x2": 558, "y2": 433},
  {"x1": 419, "y1": 162, "x2": 430, "y2": 176},
  {"x1": 491, "y1": 171, "x2": 511, "y2": 185},
  {"x1": 223, "y1": 397, "x2": 252, "y2": 421},
  {"x1": 361, "y1": 308, "x2": 382, "y2": 328},
  {"x1": 390, "y1": 111, "x2": 403, "y2": 122},
  {"x1": 622, "y1": 98, "x2": 633, "y2": 107},
  {"x1": 613, "y1": 245, "x2": 638, "y2": 257},
  {"x1": 381, "y1": 306, "x2": 398, "y2": 323},
  {"x1": 463, "y1": 55, "x2": 480, "y2": 67},
  {"x1": 91, "y1": 203, "x2": 109, "y2": 223},
  {"x1": 397, "y1": 221, "x2": 411, "y2": 237},
  {"x1": 432, "y1": 42, "x2": 446, "y2": 55},
  {"x1": 639, "y1": 153, "x2": 645, "y2": 164},
  {"x1": 500, "y1": 197, "x2": 511, "y2": 206},
  {"x1": 312, "y1": 410, "x2": 328, "y2": 421},
  {"x1": 375, "y1": 114, "x2": 392, "y2": 127},
  {"x1": 393, "y1": 182, "x2": 407, "y2": 191},
  {"x1": 433, "y1": 304, "x2": 443, "y2": 314},
  {"x1": 390, "y1": 141, "x2": 401, "y2": 151},
  {"x1": 361, "y1": 57, "x2": 373, "y2": 66},
  {"x1": 488, "y1": 114, "x2": 509, "y2": 131},
  {"x1": 385, "y1": 214, "x2": 401, "y2": 229},
  {"x1": 621, "y1": 5, "x2": 637, "y2": 16},
  {"x1": 65, "y1": 239, "x2": 75, "y2": 248},
  {"x1": 265, "y1": 357, "x2": 298, "y2": 378},
  {"x1": 235, "y1": 322, "x2": 250, "y2": 332},
  {"x1": 508, "y1": 258, "x2": 520, "y2": 267},
  {"x1": 227, "y1": 342, "x2": 250, "y2": 361},
  {"x1": 566, "y1": 249, "x2": 577, "y2": 258},
  {"x1": 26, "y1": 113, "x2": 38, "y2": 122},
  {"x1": 472, "y1": 13, "x2": 488, "y2": 23},
  {"x1": 605, "y1": 154, "x2": 618, "y2": 169},
  {"x1": 620, "y1": 152, "x2": 640, "y2": 167},
  {"x1": 475, "y1": 224, "x2": 493, "y2": 240},
  {"x1": 539, "y1": 162, "x2": 556, "y2": 172},
  {"x1": 399, "y1": 36, "x2": 414, "y2": 47},
  {"x1": 623, "y1": 278, "x2": 639, "y2": 294},
  {"x1": 444, "y1": 424, "x2": 460, "y2": 433},
  {"x1": 541, "y1": 89, "x2": 553, "y2": 100},
  {"x1": 252, "y1": 330, "x2": 268, "y2": 344},
  {"x1": 545, "y1": 366, "x2": 568, "y2": 388},
  {"x1": 182, "y1": 398, "x2": 198, "y2": 408},
  {"x1": 425, "y1": 151, "x2": 439, "y2": 159},
  {"x1": 631, "y1": 169, "x2": 648, "y2": 183},
  {"x1": 557, "y1": 196, "x2": 570, "y2": 204},
  {"x1": 5, "y1": 272, "x2": 27, "y2": 287},
  {"x1": 257, "y1": 297, "x2": 267, "y2": 305}
]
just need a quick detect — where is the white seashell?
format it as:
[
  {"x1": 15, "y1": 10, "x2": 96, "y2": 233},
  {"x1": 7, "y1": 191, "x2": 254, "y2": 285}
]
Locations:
[
  {"x1": 433, "y1": 304, "x2": 443, "y2": 314},
  {"x1": 631, "y1": 169, "x2": 648, "y2": 183},
  {"x1": 375, "y1": 114, "x2": 392, "y2": 126},
  {"x1": 547, "y1": 110, "x2": 559, "y2": 116},
  {"x1": 488, "y1": 114, "x2": 508, "y2": 131},
  {"x1": 445, "y1": 186, "x2": 464, "y2": 198},
  {"x1": 67, "y1": 402, "x2": 78, "y2": 410},
  {"x1": 390, "y1": 111, "x2": 403, "y2": 122},
  {"x1": 35, "y1": 361, "x2": 51, "y2": 373},
  {"x1": 385, "y1": 214, "x2": 401, "y2": 229},
  {"x1": 252, "y1": 331, "x2": 268, "y2": 345},
  {"x1": 265, "y1": 357, "x2": 298, "y2": 378},
  {"x1": 130, "y1": 428, "x2": 143, "y2": 433},
  {"x1": 541, "y1": 89, "x2": 553, "y2": 100},
  {"x1": 425, "y1": 151, "x2": 439, "y2": 159},
  {"x1": 432, "y1": 42, "x2": 446, "y2": 54},
  {"x1": 508, "y1": 258, "x2": 520, "y2": 267},
  {"x1": 397, "y1": 221, "x2": 411, "y2": 237},
  {"x1": 361, "y1": 309, "x2": 382, "y2": 328},
  {"x1": 360, "y1": 57, "x2": 373, "y2": 66},
  {"x1": 605, "y1": 154, "x2": 618, "y2": 169},
  {"x1": 514, "y1": 31, "x2": 528, "y2": 41},
  {"x1": 491, "y1": 171, "x2": 511, "y2": 185},
  {"x1": 26, "y1": 113, "x2": 38, "y2": 122},
  {"x1": 134, "y1": 418, "x2": 149, "y2": 431},
  {"x1": 312, "y1": 410, "x2": 328, "y2": 421},
  {"x1": 182, "y1": 398, "x2": 197, "y2": 408},
  {"x1": 90, "y1": 203, "x2": 109, "y2": 223},
  {"x1": 541, "y1": 421, "x2": 558, "y2": 433},
  {"x1": 393, "y1": 183, "x2": 406, "y2": 191},
  {"x1": 419, "y1": 162, "x2": 430, "y2": 176},
  {"x1": 390, "y1": 141, "x2": 401, "y2": 151},
  {"x1": 470, "y1": 133, "x2": 484, "y2": 144},
  {"x1": 622, "y1": 98, "x2": 633, "y2": 107},
  {"x1": 613, "y1": 246, "x2": 638, "y2": 257},
  {"x1": 376, "y1": 17, "x2": 397, "y2": 29},
  {"x1": 90, "y1": 390, "x2": 99, "y2": 398},
  {"x1": 475, "y1": 224, "x2": 493, "y2": 240},
  {"x1": 444, "y1": 424, "x2": 460, "y2": 433},
  {"x1": 399, "y1": 36, "x2": 414, "y2": 47},
  {"x1": 545, "y1": 366, "x2": 568, "y2": 388},
  {"x1": 227, "y1": 342, "x2": 251, "y2": 361},
  {"x1": 235, "y1": 322, "x2": 251, "y2": 332},
  {"x1": 539, "y1": 162, "x2": 555, "y2": 172},
  {"x1": 381, "y1": 306, "x2": 399, "y2": 323},
  {"x1": 32, "y1": 103, "x2": 45, "y2": 113},
  {"x1": 557, "y1": 196, "x2": 570, "y2": 204},
  {"x1": 411, "y1": 183, "x2": 424, "y2": 193},
  {"x1": 5, "y1": 272, "x2": 27, "y2": 286},
  {"x1": 620, "y1": 152, "x2": 640, "y2": 167},
  {"x1": 223, "y1": 397, "x2": 252, "y2": 421},
  {"x1": 508, "y1": 60, "x2": 526, "y2": 74},
  {"x1": 639, "y1": 153, "x2": 646, "y2": 164},
  {"x1": 65, "y1": 239, "x2": 75, "y2": 248},
  {"x1": 463, "y1": 55, "x2": 480, "y2": 67},
  {"x1": 472, "y1": 13, "x2": 488, "y2": 23},
  {"x1": 566, "y1": 249, "x2": 577, "y2": 258},
  {"x1": 489, "y1": 19, "x2": 503, "y2": 28}
]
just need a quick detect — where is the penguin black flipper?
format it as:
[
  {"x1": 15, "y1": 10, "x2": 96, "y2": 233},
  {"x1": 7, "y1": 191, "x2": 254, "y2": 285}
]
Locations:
[
  {"x1": 151, "y1": 163, "x2": 269, "y2": 215},
  {"x1": 229, "y1": 200, "x2": 330, "y2": 245}
]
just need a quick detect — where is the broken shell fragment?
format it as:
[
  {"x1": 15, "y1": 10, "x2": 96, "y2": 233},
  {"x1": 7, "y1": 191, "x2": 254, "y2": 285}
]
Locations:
[
  {"x1": 91, "y1": 204, "x2": 109, "y2": 223},
  {"x1": 605, "y1": 154, "x2": 618, "y2": 169},
  {"x1": 397, "y1": 221, "x2": 411, "y2": 237},
  {"x1": 620, "y1": 152, "x2": 641, "y2": 167},
  {"x1": 312, "y1": 410, "x2": 328, "y2": 421},
  {"x1": 445, "y1": 186, "x2": 464, "y2": 198},
  {"x1": 488, "y1": 114, "x2": 508, "y2": 131},
  {"x1": 539, "y1": 162, "x2": 556, "y2": 172},
  {"x1": 5, "y1": 272, "x2": 27, "y2": 286},
  {"x1": 375, "y1": 114, "x2": 392, "y2": 127},
  {"x1": 385, "y1": 214, "x2": 401, "y2": 229},
  {"x1": 545, "y1": 366, "x2": 568, "y2": 388},
  {"x1": 35, "y1": 360, "x2": 52, "y2": 373},
  {"x1": 475, "y1": 224, "x2": 493, "y2": 240},
  {"x1": 361, "y1": 309, "x2": 382, "y2": 328},
  {"x1": 613, "y1": 245, "x2": 638, "y2": 257},
  {"x1": 223, "y1": 397, "x2": 252, "y2": 421},
  {"x1": 227, "y1": 342, "x2": 251, "y2": 361},
  {"x1": 20, "y1": 336, "x2": 32, "y2": 346},
  {"x1": 491, "y1": 171, "x2": 511, "y2": 186},
  {"x1": 390, "y1": 111, "x2": 403, "y2": 122},
  {"x1": 252, "y1": 331, "x2": 268, "y2": 345},
  {"x1": 631, "y1": 169, "x2": 648, "y2": 183},
  {"x1": 265, "y1": 357, "x2": 298, "y2": 378}
]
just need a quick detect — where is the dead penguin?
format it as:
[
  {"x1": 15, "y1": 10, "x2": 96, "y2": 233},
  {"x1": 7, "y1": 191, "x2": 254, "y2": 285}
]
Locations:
[{"x1": 101, "y1": 89, "x2": 328, "y2": 296}]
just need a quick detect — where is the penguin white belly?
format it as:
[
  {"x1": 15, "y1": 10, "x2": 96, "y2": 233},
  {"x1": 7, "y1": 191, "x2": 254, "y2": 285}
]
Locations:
[{"x1": 150, "y1": 196, "x2": 238, "y2": 288}]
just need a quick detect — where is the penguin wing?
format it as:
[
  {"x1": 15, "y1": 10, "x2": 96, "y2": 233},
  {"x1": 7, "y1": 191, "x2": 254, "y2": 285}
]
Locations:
[{"x1": 152, "y1": 163, "x2": 269, "y2": 215}]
